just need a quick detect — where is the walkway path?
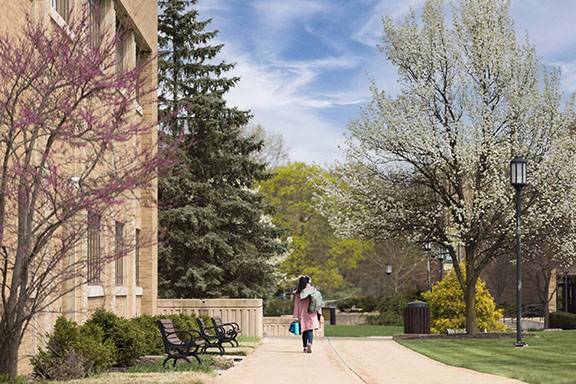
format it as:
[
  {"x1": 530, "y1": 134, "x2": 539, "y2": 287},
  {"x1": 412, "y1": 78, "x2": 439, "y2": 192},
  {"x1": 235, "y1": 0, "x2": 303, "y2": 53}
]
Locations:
[{"x1": 214, "y1": 336, "x2": 525, "y2": 384}]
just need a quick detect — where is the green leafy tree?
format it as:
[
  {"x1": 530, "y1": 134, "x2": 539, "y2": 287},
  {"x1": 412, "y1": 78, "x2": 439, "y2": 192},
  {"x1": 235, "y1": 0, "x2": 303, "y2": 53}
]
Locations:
[
  {"x1": 258, "y1": 162, "x2": 371, "y2": 293},
  {"x1": 422, "y1": 265, "x2": 508, "y2": 334},
  {"x1": 158, "y1": 0, "x2": 287, "y2": 298}
]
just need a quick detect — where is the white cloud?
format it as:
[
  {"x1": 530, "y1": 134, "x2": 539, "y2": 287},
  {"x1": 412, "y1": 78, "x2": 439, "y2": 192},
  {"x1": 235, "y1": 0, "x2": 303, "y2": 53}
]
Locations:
[
  {"x1": 251, "y1": 0, "x2": 331, "y2": 32},
  {"x1": 218, "y1": 44, "x2": 362, "y2": 164},
  {"x1": 354, "y1": 0, "x2": 427, "y2": 47},
  {"x1": 510, "y1": 0, "x2": 576, "y2": 60},
  {"x1": 556, "y1": 63, "x2": 576, "y2": 94}
]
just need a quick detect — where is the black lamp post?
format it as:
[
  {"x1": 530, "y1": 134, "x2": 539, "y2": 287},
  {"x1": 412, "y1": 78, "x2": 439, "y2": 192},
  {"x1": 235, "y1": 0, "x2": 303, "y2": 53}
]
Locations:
[
  {"x1": 424, "y1": 242, "x2": 432, "y2": 291},
  {"x1": 385, "y1": 262, "x2": 393, "y2": 296},
  {"x1": 510, "y1": 156, "x2": 527, "y2": 347},
  {"x1": 565, "y1": 266, "x2": 570, "y2": 312}
]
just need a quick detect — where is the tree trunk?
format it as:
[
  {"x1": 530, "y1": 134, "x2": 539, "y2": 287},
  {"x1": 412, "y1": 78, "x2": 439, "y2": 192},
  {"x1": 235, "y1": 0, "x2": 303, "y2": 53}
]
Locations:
[
  {"x1": 543, "y1": 275, "x2": 551, "y2": 329},
  {"x1": 543, "y1": 299, "x2": 550, "y2": 329},
  {"x1": 0, "y1": 326, "x2": 21, "y2": 377},
  {"x1": 464, "y1": 278, "x2": 478, "y2": 334}
]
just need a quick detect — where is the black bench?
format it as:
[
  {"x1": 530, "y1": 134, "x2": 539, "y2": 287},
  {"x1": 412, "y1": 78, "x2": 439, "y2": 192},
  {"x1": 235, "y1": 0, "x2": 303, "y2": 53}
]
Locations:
[
  {"x1": 211, "y1": 316, "x2": 240, "y2": 347},
  {"x1": 157, "y1": 319, "x2": 205, "y2": 367},
  {"x1": 196, "y1": 318, "x2": 225, "y2": 355}
]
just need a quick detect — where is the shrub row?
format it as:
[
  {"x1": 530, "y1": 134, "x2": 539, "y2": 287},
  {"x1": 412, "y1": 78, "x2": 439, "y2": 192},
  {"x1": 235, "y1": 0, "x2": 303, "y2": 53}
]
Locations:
[
  {"x1": 263, "y1": 298, "x2": 294, "y2": 316},
  {"x1": 550, "y1": 311, "x2": 576, "y2": 329},
  {"x1": 32, "y1": 309, "x2": 209, "y2": 381}
]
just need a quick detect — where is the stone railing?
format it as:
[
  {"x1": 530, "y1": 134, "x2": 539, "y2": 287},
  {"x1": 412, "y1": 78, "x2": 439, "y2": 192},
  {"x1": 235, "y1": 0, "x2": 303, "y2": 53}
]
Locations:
[
  {"x1": 263, "y1": 315, "x2": 324, "y2": 337},
  {"x1": 157, "y1": 298, "x2": 263, "y2": 337}
]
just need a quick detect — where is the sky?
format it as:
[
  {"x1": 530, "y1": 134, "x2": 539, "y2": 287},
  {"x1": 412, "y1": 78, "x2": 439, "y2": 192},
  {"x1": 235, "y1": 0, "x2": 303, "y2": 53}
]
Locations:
[{"x1": 194, "y1": 0, "x2": 576, "y2": 166}]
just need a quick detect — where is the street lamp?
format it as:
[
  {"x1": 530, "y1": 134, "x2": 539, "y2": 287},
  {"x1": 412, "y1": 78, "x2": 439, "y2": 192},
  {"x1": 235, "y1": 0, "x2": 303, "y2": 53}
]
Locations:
[
  {"x1": 385, "y1": 262, "x2": 393, "y2": 296},
  {"x1": 437, "y1": 245, "x2": 448, "y2": 281},
  {"x1": 424, "y1": 242, "x2": 432, "y2": 291},
  {"x1": 565, "y1": 266, "x2": 571, "y2": 313},
  {"x1": 510, "y1": 156, "x2": 527, "y2": 347}
]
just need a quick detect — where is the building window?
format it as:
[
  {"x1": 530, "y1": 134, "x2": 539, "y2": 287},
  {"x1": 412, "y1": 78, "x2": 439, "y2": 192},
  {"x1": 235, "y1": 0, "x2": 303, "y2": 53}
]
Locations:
[
  {"x1": 115, "y1": 18, "x2": 125, "y2": 76},
  {"x1": 135, "y1": 46, "x2": 143, "y2": 103},
  {"x1": 115, "y1": 222, "x2": 124, "y2": 286},
  {"x1": 88, "y1": 0, "x2": 101, "y2": 47},
  {"x1": 51, "y1": 0, "x2": 69, "y2": 21},
  {"x1": 135, "y1": 229, "x2": 140, "y2": 286},
  {"x1": 87, "y1": 212, "x2": 101, "y2": 285}
]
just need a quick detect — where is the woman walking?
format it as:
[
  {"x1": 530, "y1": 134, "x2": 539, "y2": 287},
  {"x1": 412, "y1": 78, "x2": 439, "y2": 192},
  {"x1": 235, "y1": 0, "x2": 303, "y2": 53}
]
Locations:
[{"x1": 292, "y1": 275, "x2": 321, "y2": 353}]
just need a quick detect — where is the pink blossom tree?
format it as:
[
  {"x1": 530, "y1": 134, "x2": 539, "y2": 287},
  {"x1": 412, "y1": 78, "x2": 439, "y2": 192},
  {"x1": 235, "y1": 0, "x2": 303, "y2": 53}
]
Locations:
[{"x1": 0, "y1": 9, "x2": 176, "y2": 377}]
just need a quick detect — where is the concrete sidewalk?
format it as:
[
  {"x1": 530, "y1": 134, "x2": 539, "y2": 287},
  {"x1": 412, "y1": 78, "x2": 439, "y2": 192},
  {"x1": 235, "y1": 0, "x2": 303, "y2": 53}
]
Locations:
[{"x1": 214, "y1": 336, "x2": 526, "y2": 384}]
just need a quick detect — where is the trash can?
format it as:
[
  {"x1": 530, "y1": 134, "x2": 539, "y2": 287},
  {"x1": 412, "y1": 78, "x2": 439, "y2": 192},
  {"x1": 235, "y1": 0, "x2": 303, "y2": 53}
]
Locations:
[
  {"x1": 403, "y1": 301, "x2": 430, "y2": 334},
  {"x1": 322, "y1": 307, "x2": 336, "y2": 325}
]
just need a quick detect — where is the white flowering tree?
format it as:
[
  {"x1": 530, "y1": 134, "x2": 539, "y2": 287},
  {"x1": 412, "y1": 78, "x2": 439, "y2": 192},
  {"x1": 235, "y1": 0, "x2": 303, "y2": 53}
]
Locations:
[{"x1": 314, "y1": 0, "x2": 576, "y2": 334}]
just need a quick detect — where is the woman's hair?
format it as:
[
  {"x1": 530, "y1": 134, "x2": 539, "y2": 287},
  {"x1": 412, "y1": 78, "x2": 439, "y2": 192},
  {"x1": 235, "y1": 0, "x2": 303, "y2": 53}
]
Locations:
[{"x1": 296, "y1": 275, "x2": 310, "y2": 294}]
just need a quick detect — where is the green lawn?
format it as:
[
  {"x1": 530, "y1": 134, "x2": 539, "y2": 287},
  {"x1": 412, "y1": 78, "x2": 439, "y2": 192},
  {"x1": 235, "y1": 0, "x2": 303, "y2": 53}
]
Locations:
[
  {"x1": 324, "y1": 325, "x2": 403, "y2": 337},
  {"x1": 397, "y1": 330, "x2": 576, "y2": 384}
]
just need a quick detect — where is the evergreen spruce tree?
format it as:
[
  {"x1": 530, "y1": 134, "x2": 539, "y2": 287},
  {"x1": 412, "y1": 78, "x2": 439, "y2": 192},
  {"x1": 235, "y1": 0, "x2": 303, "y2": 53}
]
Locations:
[{"x1": 158, "y1": 0, "x2": 286, "y2": 298}]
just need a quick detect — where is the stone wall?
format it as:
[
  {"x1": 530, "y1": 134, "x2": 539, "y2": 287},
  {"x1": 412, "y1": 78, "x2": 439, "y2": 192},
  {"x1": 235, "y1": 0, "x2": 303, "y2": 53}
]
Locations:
[
  {"x1": 157, "y1": 298, "x2": 264, "y2": 337},
  {"x1": 263, "y1": 316, "x2": 324, "y2": 337}
]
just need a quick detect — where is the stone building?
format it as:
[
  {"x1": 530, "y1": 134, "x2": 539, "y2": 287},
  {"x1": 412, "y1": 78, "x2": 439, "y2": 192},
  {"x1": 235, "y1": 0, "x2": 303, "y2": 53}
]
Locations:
[{"x1": 0, "y1": 0, "x2": 158, "y2": 373}]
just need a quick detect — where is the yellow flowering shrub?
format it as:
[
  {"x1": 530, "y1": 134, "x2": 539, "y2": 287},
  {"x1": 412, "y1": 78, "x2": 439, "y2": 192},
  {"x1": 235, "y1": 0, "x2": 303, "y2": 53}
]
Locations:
[{"x1": 421, "y1": 265, "x2": 508, "y2": 334}]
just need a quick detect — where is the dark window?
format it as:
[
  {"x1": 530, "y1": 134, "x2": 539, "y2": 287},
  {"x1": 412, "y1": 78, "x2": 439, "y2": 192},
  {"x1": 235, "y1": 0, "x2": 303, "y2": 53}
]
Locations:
[
  {"x1": 88, "y1": 0, "x2": 101, "y2": 48},
  {"x1": 115, "y1": 18, "x2": 125, "y2": 76},
  {"x1": 115, "y1": 222, "x2": 125, "y2": 286},
  {"x1": 87, "y1": 212, "x2": 101, "y2": 285},
  {"x1": 135, "y1": 229, "x2": 141, "y2": 286},
  {"x1": 51, "y1": 0, "x2": 69, "y2": 21}
]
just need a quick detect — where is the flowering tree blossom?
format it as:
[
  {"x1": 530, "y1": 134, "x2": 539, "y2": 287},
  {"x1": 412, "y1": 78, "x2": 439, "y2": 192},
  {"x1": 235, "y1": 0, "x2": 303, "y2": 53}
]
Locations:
[
  {"x1": 315, "y1": 0, "x2": 576, "y2": 334},
  {"x1": 0, "y1": 10, "x2": 177, "y2": 376}
]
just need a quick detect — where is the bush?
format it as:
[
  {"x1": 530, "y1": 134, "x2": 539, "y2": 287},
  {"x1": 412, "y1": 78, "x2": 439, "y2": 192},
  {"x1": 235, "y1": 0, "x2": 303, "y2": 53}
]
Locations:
[
  {"x1": 421, "y1": 265, "x2": 508, "y2": 334},
  {"x1": 85, "y1": 309, "x2": 145, "y2": 367},
  {"x1": 129, "y1": 314, "x2": 164, "y2": 355},
  {"x1": 32, "y1": 348, "x2": 89, "y2": 381},
  {"x1": 31, "y1": 316, "x2": 114, "y2": 380},
  {"x1": 550, "y1": 311, "x2": 576, "y2": 329},
  {"x1": 264, "y1": 298, "x2": 294, "y2": 316},
  {"x1": 365, "y1": 292, "x2": 419, "y2": 326}
]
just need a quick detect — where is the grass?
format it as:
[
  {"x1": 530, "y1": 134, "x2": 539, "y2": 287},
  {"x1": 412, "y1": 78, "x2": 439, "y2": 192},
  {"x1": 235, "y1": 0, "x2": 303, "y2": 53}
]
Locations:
[
  {"x1": 126, "y1": 357, "x2": 223, "y2": 374},
  {"x1": 397, "y1": 330, "x2": 576, "y2": 384},
  {"x1": 235, "y1": 335, "x2": 261, "y2": 343},
  {"x1": 324, "y1": 325, "x2": 403, "y2": 337},
  {"x1": 48, "y1": 371, "x2": 214, "y2": 384}
]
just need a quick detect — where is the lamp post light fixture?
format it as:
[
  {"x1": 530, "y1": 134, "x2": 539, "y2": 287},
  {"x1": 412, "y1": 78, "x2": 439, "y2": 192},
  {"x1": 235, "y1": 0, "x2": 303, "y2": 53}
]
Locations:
[
  {"x1": 424, "y1": 242, "x2": 432, "y2": 291},
  {"x1": 510, "y1": 156, "x2": 527, "y2": 347},
  {"x1": 385, "y1": 262, "x2": 393, "y2": 296}
]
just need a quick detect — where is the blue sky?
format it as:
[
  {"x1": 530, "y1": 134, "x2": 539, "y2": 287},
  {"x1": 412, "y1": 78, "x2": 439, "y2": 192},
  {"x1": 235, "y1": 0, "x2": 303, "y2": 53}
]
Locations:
[{"x1": 195, "y1": 0, "x2": 576, "y2": 166}]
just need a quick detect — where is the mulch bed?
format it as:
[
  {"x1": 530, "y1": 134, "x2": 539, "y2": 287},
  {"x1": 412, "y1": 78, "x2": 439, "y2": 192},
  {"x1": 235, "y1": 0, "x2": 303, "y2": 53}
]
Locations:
[{"x1": 393, "y1": 332, "x2": 537, "y2": 340}]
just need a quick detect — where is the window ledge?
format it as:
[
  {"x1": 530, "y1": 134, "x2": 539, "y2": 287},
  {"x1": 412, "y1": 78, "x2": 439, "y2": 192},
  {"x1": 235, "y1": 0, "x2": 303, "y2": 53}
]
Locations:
[
  {"x1": 87, "y1": 285, "x2": 105, "y2": 297},
  {"x1": 49, "y1": 8, "x2": 76, "y2": 39},
  {"x1": 136, "y1": 287, "x2": 143, "y2": 296},
  {"x1": 135, "y1": 102, "x2": 143, "y2": 116},
  {"x1": 49, "y1": 8, "x2": 66, "y2": 28},
  {"x1": 114, "y1": 286, "x2": 128, "y2": 296}
]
